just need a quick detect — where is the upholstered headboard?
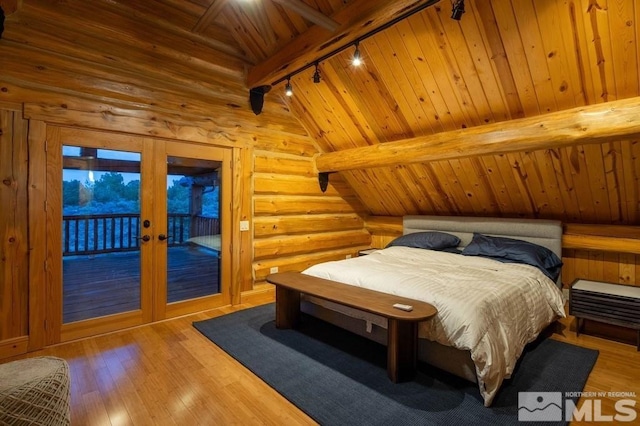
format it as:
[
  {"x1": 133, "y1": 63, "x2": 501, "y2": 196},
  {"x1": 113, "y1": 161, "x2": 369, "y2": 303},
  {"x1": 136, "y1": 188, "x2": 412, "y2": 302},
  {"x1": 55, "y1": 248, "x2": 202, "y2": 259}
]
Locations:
[{"x1": 403, "y1": 215, "x2": 563, "y2": 287}]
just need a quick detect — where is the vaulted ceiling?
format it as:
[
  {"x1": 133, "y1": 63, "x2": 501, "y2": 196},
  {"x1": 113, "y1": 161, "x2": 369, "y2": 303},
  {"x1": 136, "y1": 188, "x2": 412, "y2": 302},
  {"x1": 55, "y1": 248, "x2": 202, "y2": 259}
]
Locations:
[{"x1": 2, "y1": 0, "x2": 639, "y2": 224}]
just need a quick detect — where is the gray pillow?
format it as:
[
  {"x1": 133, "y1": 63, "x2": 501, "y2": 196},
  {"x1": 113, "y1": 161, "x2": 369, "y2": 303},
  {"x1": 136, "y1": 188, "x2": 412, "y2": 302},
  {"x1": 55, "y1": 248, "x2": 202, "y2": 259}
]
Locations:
[{"x1": 386, "y1": 232, "x2": 461, "y2": 250}]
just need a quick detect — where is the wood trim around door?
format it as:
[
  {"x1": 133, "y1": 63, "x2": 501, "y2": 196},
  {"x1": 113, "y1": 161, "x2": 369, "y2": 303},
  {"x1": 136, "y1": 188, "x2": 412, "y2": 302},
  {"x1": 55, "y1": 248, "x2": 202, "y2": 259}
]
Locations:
[
  {"x1": 49, "y1": 127, "x2": 150, "y2": 343},
  {"x1": 36, "y1": 125, "x2": 245, "y2": 344}
]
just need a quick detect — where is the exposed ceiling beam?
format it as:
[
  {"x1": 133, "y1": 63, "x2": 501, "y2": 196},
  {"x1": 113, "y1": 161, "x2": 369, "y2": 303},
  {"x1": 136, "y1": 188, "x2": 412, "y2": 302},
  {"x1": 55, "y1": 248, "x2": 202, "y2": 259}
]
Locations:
[
  {"x1": 271, "y1": 0, "x2": 339, "y2": 32},
  {"x1": 246, "y1": 0, "x2": 437, "y2": 88},
  {"x1": 192, "y1": 0, "x2": 228, "y2": 34},
  {"x1": 63, "y1": 157, "x2": 221, "y2": 175},
  {"x1": 316, "y1": 97, "x2": 640, "y2": 173},
  {"x1": 63, "y1": 157, "x2": 142, "y2": 174},
  {"x1": 563, "y1": 232, "x2": 640, "y2": 254},
  {"x1": 564, "y1": 224, "x2": 640, "y2": 240}
]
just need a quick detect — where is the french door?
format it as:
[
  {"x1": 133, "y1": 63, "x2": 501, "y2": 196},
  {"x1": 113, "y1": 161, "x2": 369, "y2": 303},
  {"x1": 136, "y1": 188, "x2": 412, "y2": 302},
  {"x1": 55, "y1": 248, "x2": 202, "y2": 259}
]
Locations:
[
  {"x1": 152, "y1": 139, "x2": 231, "y2": 320},
  {"x1": 47, "y1": 127, "x2": 231, "y2": 342}
]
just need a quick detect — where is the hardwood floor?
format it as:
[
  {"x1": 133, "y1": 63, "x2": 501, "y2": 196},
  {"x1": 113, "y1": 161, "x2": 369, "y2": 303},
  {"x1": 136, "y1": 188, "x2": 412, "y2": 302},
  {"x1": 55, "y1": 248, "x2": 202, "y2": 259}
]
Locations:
[{"x1": 5, "y1": 299, "x2": 640, "y2": 425}]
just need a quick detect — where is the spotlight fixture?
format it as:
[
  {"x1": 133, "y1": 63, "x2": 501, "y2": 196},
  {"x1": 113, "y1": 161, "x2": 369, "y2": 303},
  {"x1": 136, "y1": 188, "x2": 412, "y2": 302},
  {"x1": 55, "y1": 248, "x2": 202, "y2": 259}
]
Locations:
[
  {"x1": 451, "y1": 0, "x2": 465, "y2": 21},
  {"x1": 313, "y1": 63, "x2": 321, "y2": 83},
  {"x1": 352, "y1": 41, "x2": 362, "y2": 67},
  {"x1": 285, "y1": 77, "x2": 293, "y2": 97}
]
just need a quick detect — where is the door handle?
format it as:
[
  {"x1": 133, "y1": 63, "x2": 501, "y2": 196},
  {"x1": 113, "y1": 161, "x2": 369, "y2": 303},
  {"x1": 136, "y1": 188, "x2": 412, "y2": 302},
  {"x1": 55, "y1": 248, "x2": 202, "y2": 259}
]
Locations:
[
  {"x1": 138, "y1": 235, "x2": 151, "y2": 242},
  {"x1": 158, "y1": 234, "x2": 171, "y2": 241}
]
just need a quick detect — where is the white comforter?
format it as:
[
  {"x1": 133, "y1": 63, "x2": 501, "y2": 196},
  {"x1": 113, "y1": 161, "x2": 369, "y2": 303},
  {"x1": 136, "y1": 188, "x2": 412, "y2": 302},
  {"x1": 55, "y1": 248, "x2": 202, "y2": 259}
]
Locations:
[{"x1": 302, "y1": 246, "x2": 566, "y2": 406}]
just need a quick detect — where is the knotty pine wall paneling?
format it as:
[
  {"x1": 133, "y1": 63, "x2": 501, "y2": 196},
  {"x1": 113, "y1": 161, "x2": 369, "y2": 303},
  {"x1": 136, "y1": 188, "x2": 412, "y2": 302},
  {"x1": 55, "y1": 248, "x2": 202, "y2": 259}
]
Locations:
[{"x1": 0, "y1": 106, "x2": 29, "y2": 358}]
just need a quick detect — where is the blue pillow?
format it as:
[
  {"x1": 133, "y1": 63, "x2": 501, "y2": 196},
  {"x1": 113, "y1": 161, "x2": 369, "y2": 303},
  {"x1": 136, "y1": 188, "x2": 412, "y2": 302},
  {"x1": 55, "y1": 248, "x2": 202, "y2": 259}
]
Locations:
[
  {"x1": 440, "y1": 246, "x2": 463, "y2": 254},
  {"x1": 386, "y1": 232, "x2": 460, "y2": 250},
  {"x1": 461, "y1": 233, "x2": 563, "y2": 281}
]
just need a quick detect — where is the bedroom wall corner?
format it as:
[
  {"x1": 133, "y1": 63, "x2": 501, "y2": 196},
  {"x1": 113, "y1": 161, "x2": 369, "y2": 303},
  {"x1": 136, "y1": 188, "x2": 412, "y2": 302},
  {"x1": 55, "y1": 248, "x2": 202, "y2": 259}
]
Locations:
[{"x1": 365, "y1": 216, "x2": 403, "y2": 248}]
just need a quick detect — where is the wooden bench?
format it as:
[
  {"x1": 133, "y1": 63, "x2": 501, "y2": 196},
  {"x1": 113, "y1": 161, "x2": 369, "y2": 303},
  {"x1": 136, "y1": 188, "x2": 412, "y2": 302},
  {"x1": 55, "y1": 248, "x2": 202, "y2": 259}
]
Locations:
[{"x1": 266, "y1": 271, "x2": 438, "y2": 382}]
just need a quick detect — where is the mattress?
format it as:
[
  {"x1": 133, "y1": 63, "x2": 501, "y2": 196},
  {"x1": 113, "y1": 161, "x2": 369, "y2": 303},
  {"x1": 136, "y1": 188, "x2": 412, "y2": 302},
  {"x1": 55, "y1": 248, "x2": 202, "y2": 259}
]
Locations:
[{"x1": 303, "y1": 246, "x2": 566, "y2": 407}]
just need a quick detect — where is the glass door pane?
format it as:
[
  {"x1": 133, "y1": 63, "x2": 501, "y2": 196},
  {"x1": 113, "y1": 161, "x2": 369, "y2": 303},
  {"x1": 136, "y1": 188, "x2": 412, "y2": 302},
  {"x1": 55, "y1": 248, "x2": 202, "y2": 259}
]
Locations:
[
  {"x1": 61, "y1": 146, "x2": 143, "y2": 323},
  {"x1": 165, "y1": 156, "x2": 222, "y2": 303}
]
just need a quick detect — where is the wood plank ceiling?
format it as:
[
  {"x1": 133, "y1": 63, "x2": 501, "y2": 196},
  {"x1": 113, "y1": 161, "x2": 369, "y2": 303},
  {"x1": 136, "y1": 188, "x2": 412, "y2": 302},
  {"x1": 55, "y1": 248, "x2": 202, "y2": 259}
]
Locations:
[
  {"x1": 187, "y1": 0, "x2": 640, "y2": 226},
  {"x1": 2, "y1": 0, "x2": 640, "y2": 225},
  {"x1": 276, "y1": 0, "x2": 640, "y2": 225}
]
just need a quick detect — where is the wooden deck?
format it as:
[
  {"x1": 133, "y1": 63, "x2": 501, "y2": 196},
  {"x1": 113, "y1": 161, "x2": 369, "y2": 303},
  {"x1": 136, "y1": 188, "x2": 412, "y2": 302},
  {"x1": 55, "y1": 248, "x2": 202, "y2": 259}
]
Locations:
[{"x1": 63, "y1": 245, "x2": 219, "y2": 323}]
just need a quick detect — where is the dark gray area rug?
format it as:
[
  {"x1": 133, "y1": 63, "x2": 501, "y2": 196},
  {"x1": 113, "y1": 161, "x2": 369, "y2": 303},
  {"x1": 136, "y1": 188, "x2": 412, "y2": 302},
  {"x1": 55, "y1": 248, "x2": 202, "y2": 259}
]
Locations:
[{"x1": 193, "y1": 304, "x2": 598, "y2": 426}]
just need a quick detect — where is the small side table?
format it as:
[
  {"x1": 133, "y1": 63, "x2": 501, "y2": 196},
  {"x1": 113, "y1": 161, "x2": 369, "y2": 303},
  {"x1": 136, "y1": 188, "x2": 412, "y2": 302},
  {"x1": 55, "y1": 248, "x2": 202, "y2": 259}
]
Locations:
[{"x1": 569, "y1": 279, "x2": 640, "y2": 351}]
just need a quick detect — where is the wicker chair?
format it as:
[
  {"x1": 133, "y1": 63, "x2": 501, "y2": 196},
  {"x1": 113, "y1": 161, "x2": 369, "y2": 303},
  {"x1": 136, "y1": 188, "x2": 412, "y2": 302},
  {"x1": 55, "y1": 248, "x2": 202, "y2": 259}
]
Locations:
[{"x1": 0, "y1": 357, "x2": 71, "y2": 425}]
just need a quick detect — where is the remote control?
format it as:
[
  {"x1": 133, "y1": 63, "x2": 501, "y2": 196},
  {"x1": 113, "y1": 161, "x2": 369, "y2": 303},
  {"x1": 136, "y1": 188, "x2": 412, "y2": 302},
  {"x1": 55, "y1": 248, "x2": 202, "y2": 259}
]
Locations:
[{"x1": 393, "y1": 303, "x2": 413, "y2": 312}]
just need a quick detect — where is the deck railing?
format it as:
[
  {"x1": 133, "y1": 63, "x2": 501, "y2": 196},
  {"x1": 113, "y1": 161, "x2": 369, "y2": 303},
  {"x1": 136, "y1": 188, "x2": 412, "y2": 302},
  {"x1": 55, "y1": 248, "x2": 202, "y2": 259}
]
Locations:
[{"x1": 62, "y1": 213, "x2": 220, "y2": 256}]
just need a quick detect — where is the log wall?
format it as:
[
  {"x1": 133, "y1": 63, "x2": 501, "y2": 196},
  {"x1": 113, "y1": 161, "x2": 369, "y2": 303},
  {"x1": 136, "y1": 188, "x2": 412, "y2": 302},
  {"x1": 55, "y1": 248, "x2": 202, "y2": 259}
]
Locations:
[
  {"x1": 0, "y1": 1, "x2": 369, "y2": 355},
  {"x1": 0, "y1": 93, "x2": 370, "y2": 356},
  {"x1": 3, "y1": 0, "x2": 639, "y2": 358},
  {"x1": 252, "y1": 152, "x2": 369, "y2": 286},
  {"x1": 0, "y1": 97, "x2": 370, "y2": 357}
]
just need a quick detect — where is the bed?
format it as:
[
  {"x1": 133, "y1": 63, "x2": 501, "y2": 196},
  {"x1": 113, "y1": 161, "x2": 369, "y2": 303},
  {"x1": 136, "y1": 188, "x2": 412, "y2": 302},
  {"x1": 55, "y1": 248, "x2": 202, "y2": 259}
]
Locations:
[{"x1": 301, "y1": 215, "x2": 566, "y2": 407}]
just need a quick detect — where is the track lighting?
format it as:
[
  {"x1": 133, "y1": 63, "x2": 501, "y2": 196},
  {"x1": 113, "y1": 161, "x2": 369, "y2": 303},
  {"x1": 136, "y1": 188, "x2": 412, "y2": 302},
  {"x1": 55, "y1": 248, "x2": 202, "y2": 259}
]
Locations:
[
  {"x1": 285, "y1": 77, "x2": 293, "y2": 97},
  {"x1": 451, "y1": 0, "x2": 465, "y2": 21},
  {"x1": 253, "y1": 0, "x2": 441, "y2": 109},
  {"x1": 352, "y1": 42, "x2": 362, "y2": 67}
]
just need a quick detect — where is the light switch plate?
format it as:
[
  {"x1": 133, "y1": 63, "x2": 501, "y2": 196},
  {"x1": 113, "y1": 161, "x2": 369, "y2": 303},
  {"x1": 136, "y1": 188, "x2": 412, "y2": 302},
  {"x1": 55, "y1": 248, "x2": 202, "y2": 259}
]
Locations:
[
  {"x1": 240, "y1": 220, "x2": 249, "y2": 231},
  {"x1": 270, "y1": 266, "x2": 279, "y2": 274}
]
